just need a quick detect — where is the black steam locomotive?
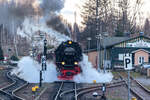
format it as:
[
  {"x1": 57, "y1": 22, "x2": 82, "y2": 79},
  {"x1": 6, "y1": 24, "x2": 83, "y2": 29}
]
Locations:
[{"x1": 55, "y1": 40, "x2": 83, "y2": 80}]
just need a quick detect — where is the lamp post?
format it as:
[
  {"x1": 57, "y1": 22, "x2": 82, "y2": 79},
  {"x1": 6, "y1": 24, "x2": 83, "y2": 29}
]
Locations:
[
  {"x1": 8, "y1": 48, "x2": 11, "y2": 63},
  {"x1": 39, "y1": 38, "x2": 47, "y2": 87},
  {"x1": 96, "y1": 34, "x2": 102, "y2": 72},
  {"x1": 87, "y1": 37, "x2": 91, "y2": 61},
  {"x1": 44, "y1": 39, "x2": 47, "y2": 57},
  {"x1": 87, "y1": 37, "x2": 91, "y2": 53},
  {"x1": 103, "y1": 32, "x2": 109, "y2": 73},
  {"x1": 42, "y1": 38, "x2": 47, "y2": 71}
]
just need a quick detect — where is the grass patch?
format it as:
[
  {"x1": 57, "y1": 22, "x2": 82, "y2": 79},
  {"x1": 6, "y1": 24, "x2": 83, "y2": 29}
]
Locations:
[
  {"x1": 111, "y1": 71, "x2": 120, "y2": 79},
  {"x1": 131, "y1": 72, "x2": 141, "y2": 78},
  {"x1": 111, "y1": 98, "x2": 123, "y2": 100},
  {"x1": 107, "y1": 95, "x2": 123, "y2": 100},
  {"x1": 111, "y1": 71, "x2": 118, "y2": 75}
]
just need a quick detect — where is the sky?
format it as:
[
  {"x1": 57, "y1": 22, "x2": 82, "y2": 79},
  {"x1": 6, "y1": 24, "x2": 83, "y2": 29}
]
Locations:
[
  {"x1": 60, "y1": 0, "x2": 84, "y2": 25},
  {"x1": 142, "y1": 0, "x2": 150, "y2": 17},
  {"x1": 61, "y1": 0, "x2": 150, "y2": 26}
]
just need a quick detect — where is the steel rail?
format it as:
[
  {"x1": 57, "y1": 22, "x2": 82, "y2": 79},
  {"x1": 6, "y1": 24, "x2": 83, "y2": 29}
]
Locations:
[
  {"x1": 54, "y1": 81, "x2": 64, "y2": 100},
  {"x1": 0, "y1": 71, "x2": 28, "y2": 100}
]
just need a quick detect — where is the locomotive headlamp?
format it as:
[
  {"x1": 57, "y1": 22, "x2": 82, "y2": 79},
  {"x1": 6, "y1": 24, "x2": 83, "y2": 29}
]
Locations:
[
  {"x1": 74, "y1": 62, "x2": 78, "y2": 65},
  {"x1": 62, "y1": 62, "x2": 65, "y2": 65},
  {"x1": 68, "y1": 41, "x2": 72, "y2": 44}
]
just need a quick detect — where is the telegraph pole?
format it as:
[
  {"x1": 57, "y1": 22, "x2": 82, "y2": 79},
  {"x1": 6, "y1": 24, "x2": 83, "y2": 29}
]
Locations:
[
  {"x1": 104, "y1": 44, "x2": 106, "y2": 73},
  {"x1": 96, "y1": 0, "x2": 101, "y2": 72}
]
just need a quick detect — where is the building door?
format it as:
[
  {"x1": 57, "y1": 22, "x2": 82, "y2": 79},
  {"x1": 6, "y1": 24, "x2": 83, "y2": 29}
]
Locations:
[
  {"x1": 132, "y1": 49, "x2": 149, "y2": 66},
  {"x1": 138, "y1": 56, "x2": 144, "y2": 64}
]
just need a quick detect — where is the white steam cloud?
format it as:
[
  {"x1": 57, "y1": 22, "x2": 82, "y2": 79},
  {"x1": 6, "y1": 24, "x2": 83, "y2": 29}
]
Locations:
[
  {"x1": 74, "y1": 55, "x2": 113, "y2": 83},
  {"x1": 11, "y1": 56, "x2": 58, "y2": 83},
  {"x1": 17, "y1": 17, "x2": 70, "y2": 48},
  {"x1": 12, "y1": 55, "x2": 113, "y2": 83}
]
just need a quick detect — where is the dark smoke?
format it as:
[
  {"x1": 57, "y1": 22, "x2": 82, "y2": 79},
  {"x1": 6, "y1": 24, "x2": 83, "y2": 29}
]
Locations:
[
  {"x1": 46, "y1": 16, "x2": 70, "y2": 36},
  {"x1": 0, "y1": 0, "x2": 36, "y2": 33},
  {"x1": 40, "y1": 0, "x2": 71, "y2": 36},
  {"x1": 40, "y1": 0, "x2": 64, "y2": 15},
  {"x1": 0, "y1": 0, "x2": 65, "y2": 33}
]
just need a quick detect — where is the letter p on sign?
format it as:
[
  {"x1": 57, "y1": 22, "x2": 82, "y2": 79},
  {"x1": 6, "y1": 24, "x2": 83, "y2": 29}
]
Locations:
[{"x1": 124, "y1": 56, "x2": 132, "y2": 70}]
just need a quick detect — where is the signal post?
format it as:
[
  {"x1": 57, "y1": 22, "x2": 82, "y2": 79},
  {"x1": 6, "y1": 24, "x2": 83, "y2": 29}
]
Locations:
[
  {"x1": 39, "y1": 38, "x2": 47, "y2": 87},
  {"x1": 124, "y1": 54, "x2": 132, "y2": 100}
]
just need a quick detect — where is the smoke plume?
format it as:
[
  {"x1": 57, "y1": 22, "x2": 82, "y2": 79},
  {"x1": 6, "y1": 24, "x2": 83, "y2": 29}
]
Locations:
[
  {"x1": 0, "y1": 0, "x2": 64, "y2": 33},
  {"x1": 40, "y1": 0, "x2": 64, "y2": 15}
]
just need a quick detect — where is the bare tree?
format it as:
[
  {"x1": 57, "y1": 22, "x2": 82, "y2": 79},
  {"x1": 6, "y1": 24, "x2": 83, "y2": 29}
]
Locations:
[{"x1": 117, "y1": 0, "x2": 143, "y2": 34}]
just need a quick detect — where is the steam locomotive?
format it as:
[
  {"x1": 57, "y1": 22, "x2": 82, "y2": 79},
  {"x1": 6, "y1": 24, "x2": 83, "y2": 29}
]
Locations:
[{"x1": 55, "y1": 40, "x2": 83, "y2": 80}]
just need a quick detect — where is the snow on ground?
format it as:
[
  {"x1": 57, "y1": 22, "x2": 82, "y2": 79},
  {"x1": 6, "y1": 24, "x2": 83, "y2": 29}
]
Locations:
[
  {"x1": 12, "y1": 55, "x2": 113, "y2": 83},
  {"x1": 74, "y1": 55, "x2": 113, "y2": 83}
]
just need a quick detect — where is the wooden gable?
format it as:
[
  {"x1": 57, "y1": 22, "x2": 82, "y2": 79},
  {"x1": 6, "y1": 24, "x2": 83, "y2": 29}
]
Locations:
[{"x1": 114, "y1": 36, "x2": 150, "y2": 48}]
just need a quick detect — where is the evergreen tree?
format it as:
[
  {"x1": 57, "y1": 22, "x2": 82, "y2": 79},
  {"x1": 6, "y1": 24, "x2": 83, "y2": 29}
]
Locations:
[
  {"x1": 10, "y1": 55, "x2": 19, "y2": 61},
  {"x1": 143, "y1": 18, "x2": 150, "y2": 35},
  {"x1": 80, "y1": 0, "x2": 113, "y2": 49},
  {"x1": 73, "y1": 23, "x2": 80, "y2": 42},
  {"x1": 0, "y1": 46, "x2": 4, "y2": 61}
]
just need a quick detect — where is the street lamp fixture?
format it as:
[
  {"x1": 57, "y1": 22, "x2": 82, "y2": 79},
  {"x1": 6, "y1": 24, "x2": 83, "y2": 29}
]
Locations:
[{"x1": 87, "y1": 37, "x2": 92, "y2": 41}]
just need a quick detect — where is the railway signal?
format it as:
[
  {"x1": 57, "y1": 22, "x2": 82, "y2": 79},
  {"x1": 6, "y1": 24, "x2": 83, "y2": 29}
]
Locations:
[
  {"x1": 41, "y1": 56, "x2": 46, "y2": 71},
  {"x1": 39, "y1": 38, "x2": 47, "y2": 87},
  {"x1": 100, "y1": 83, "x2": 106, "y2": 100}
]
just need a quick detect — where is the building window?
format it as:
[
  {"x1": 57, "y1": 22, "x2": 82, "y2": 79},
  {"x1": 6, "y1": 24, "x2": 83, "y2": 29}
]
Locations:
[
  {"x1": 119, "y1": 54, "x2": 124, "y2": 60},
  {"x1": 138, "y1": 57, "x2": 144, "y2": 64}
]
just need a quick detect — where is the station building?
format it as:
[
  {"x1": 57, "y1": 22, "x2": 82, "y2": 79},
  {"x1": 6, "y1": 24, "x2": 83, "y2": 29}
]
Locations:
[{"x1": 87, "y1": 34, "x2": 150, "y2": 69}]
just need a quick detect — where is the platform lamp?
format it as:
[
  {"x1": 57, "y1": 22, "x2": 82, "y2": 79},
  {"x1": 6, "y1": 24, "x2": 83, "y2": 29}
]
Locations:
[{"x1": 87, "y1": 37, "x2": 91, "y2": 54}]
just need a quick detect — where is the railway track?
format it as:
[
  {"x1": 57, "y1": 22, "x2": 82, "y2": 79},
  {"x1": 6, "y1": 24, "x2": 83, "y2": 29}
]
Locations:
[
  {"x1": 54, "y1": 81, "x2": 77, "y2": 100},
  {"x1": 0, "y1": 70, "x2": 28, "y2": 100},
  {"x1": 118, "y1": 72, "x2": 150, "y2": 100},
  {"x1": 76, "y1": 81, "x2": 126, "y2": 100},
  {"x1": 52, "y1": 80, "x2": 126, "y2": 100}
]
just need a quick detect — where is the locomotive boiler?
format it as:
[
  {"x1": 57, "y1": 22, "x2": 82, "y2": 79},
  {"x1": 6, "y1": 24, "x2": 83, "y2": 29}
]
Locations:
[{"x1": 54, "y1": 40, "x2": 83, "y2": 80}]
